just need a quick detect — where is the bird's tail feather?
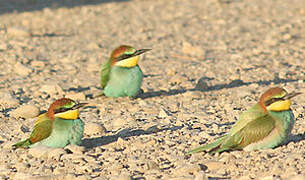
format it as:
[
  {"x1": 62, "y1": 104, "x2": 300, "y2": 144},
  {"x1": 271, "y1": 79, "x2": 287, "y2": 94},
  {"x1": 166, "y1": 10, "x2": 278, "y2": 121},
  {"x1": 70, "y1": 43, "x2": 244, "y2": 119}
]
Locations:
[
  {"x1": 186, "y1": 136, "x2": 226, "y2": 155},
  {"x1": 12, "y1": 139, "x2": 31, "y2": 149}
]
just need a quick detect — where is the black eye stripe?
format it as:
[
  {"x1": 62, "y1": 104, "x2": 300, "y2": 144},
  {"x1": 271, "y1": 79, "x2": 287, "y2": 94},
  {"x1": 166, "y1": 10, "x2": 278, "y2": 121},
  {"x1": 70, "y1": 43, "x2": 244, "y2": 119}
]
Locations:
[
  {"x1": 265, "y1": 97, "x2": 284, "y2": 106},
  {"x1": 54, "y1": 107, "x2": 73, "y2": 114},
  {"x1": 115, "y1": 54, "x2": 134, "y2": 61}
]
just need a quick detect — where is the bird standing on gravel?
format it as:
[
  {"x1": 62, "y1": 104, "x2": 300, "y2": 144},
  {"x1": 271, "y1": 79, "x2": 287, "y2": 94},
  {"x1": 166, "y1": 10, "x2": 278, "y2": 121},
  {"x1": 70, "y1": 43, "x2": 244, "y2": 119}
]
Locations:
[
  {"x1": 13, "y1": 98, "x2": 87, "y2": 149},
  {"x1": 100, "y1": 45, "x2": 151, "y2": 98},
  {"x1": 187, "y1": 87, "x2": 301, "y2": 154}
]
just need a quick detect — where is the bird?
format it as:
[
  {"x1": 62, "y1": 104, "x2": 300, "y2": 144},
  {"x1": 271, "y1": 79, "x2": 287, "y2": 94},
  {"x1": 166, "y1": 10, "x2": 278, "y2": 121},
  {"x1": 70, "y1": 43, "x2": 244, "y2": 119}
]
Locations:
[
  {"x1": 187, "y1": 87, "x2": 301, "y2": 154},
  {"x1": 13, "y1": 98, "x2": 87, "y2": 149},
  {"x1": 100, "y1": 45, "x2": 151, "y2": 98}
]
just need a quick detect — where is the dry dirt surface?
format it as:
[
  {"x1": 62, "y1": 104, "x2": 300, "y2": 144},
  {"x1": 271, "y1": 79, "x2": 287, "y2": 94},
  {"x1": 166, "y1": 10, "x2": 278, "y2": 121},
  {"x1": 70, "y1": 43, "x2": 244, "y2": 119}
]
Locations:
[{"x1": 0, "y1": 0, "x2": 305, "y2": 179}]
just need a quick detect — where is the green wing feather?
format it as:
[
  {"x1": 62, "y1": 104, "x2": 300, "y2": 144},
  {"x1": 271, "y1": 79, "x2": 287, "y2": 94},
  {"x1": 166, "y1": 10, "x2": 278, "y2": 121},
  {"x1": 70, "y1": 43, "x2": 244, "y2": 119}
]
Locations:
[
  {"x1": 100, "y1": 60, "x2": 111, "y2": 89},
  {"x1": 218, "y1": 115, "x2": 275, "y2": 152},
  {"x1": 230, "y1": 104, "x2": 266, "y2": 136},
  {"x1": 187, "y1": 104, "x2": 276, "y2": 154},
  {"x1": 13, "y1": 113, "x2": 53, "y2": 149}
]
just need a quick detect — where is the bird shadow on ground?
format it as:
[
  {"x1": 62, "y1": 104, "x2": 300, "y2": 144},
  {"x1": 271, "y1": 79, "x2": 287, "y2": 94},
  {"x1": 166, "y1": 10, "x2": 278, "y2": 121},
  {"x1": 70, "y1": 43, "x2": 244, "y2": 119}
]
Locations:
[
  {"x1": 205, "y1": 122, "x2": 235, "y2": 128},
  {"x1": 139, "y1": 77, "x2": 302, "y2": 99},
  {"x1": 82, "y1": 125, "x2": 183, "y2": 149},
  {"x1": 0, "y1": 0, "x2": 129, "y2": 15},
  {"x1": 286, "y1": 132, "x2": 305, "y2": 145},
  {"x1": 66, "y1": 86, "x2": 96, "y2": 99},
  {"x1": 67, "y1": 86, "x2": 90, "y2": 92}
]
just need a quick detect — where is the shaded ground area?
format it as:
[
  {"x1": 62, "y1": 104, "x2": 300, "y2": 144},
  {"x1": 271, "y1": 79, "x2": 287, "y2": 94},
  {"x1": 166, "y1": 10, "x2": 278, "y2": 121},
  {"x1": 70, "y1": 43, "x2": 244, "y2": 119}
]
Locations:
[{"x1": 0, "y1": 0, "x2": 129, "y2": 15}]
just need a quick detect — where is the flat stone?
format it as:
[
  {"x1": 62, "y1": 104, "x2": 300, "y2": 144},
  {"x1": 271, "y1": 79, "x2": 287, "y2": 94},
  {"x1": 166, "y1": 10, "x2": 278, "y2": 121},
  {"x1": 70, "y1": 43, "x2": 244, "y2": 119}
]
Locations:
[
  {"x1": 172, "y1": 163, "x2": 201, "y2": 175},
  {"x1": 158, "y1": 108, "x2": 169, "y2": 118},
  {"x1": 6, "y1": 27, "x2": 31, "y2": 38},
  {"x1": 182, "y1": 41, "x2": 205, "y2": 57},
  {"x1": 28, "y1": 146, "x2": 51, "y2": 159},
  {"x1": 13, "y1": 172, "x2": 33, "y2": 180},
  {"x1": 39, "y1": 84, "x2": 63, "y2": 95},
  {"x1": 0, "y1": 92, "x2": 19, "y2": 106},
  {"x1": 286, "y1": 175, "x2": 305, "y2": 180},
  {"x1": 10, "y1": 104, "x2": 40, "y2": 119},
  {"x1": 109, "y1": 173, "x2": 132, "y2": 180},
  {"x1": 204, "y1": 161, "x2": 224, "y2": 171},
  {"x1": 65, "y1": 92, "x2": 86, "y2": 101},
  {"x1": 194, "y1": 171, "x2": 208, "y2": 180},
  {"x1": 14, "y1": 62, "x2": 32, "y2": 76},
  {"x1": 64, "y1": 145, "x2": 85, "y2": 154},
  {"x1": 47, "y1": 148, "x2": 66, "y2": 160},
  {"x1": 84, "y1": 122, "x2": 106, "y2": 136}
]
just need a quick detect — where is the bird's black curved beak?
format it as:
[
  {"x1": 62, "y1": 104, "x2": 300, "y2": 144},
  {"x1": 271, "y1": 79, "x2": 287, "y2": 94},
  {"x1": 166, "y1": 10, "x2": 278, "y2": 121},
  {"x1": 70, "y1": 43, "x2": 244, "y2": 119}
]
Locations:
[
  {"x1": 285, "y1": 92, "x2": 302, "y2": 100},
  {"x1": 134, "y1": 49, "x2": 151, "y2": 56},
  {"x1": 72, "y1": 103, "x2": 88, "y2": 110}
]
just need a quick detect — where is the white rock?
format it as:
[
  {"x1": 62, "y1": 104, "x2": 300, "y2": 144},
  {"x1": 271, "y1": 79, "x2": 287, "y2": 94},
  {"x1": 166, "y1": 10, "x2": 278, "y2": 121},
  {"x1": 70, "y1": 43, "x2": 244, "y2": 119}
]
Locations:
[
  {"x1": 0, "y1": 91, "x2": 19, "y2": 106},
  {"x1": 84, "y1": 123, "x2": 106, "y2": 136},
  {"x1": 60, "y1": 154, "x2": 88, "y2": 164},
  {"x1": 2, "y1": 141, "x2": 16, "y2": 149},
  {"x1": 10, "y1": 104, "x2": 40, "y2": 119},
  {"x1": 116, "y1": 137, "x2": 129, "y2": 150},
  {"x1": 13, "y1": 172, "x2": 33, "y2": 180},
  {"x1": 65, "y1": 92, "x2": 86, "y2": 101},
  {"x1": 182, "y1": 42, "x2": 205, "y2": 57},
  {"x1": 194, "y1": 171, "x2": 208, "y2": 180},
  {"x1": 6, "y1": 27, "x2": 31, "y2": 38},
  {"x1": 286, "y1": 175, "x2": 305, "y2": 180},
  {"x1": 146, "y1": 161, "x2": 160, "y2": 171},
  {"x1": 0, "y1": 43, "x2": 8, "y2": 50},
  {"x1": 47, "y1": 148, "x2": 66, "y2": 160},
  {"x1": 109, "y1": 173, "x2": 132, "y2": 180},
  {"x1": 35, "y1": 173, "x2": 81, "y2": 180},
  {"x1": 74, "y1": 175, "x2": 90, "y2": 180},
  {"x1": 173, "y1": 163, "x2": 201, "y2": 175},
  {"x1": 260, "y1": 176, "x2": 277, "y2": 180},
  {"x1": 87, "y1": 42, "x2": 100, "y2": 50},
  {"x1": 94, "y1": 177, "x2": 108, "y2": 180},
  {"x1": 64, "y1": 145, "x2": 85, "y2": 154},
  {"x1": 204, "y1": 161, "x2": 224, "y2": 171},
  {"x1": 58, "y1": 57, "x2": 70, "y2": 63},
  {"x1": 31, "y1": 61, "x2": 45, "y2": 68},
  {"x1": 28, "y1": 146, "x2": 51, "y2": 159},
  {"x1": 158, "y1": 108, "x2": 169, "y2": 118},
  {"x1": 14, "y1": 62, "x2": 32, "y2": 76},
  {"x1": 39, "y1": 84, "x2": 63, "y2": 95},
  {"x1": 112, "y1": 117, "x2": 126, "y2": 130},
  {"x1": 169, "y1": 176, "x2": 195, "y2": 180}
]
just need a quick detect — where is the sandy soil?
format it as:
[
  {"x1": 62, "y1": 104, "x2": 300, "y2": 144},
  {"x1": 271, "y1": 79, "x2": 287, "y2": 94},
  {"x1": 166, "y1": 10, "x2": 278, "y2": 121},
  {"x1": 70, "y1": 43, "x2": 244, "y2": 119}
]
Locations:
[{"x1": 0, "y1": 0, "x2": 305, "y2": 179}]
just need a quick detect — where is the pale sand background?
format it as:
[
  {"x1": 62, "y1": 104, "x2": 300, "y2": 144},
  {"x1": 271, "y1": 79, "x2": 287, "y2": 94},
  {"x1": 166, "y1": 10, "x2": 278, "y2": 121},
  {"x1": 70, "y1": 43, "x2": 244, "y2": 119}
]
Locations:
[{"x1": 0, "y1": 0, "x2": 305, "y2": 179}]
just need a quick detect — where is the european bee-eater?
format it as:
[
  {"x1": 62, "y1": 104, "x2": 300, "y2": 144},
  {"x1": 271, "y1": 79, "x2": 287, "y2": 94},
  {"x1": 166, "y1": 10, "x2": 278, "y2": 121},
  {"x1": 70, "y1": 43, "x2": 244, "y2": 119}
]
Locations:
[
  {"x1": 100, "y1": 45, "x2": 151, "y2": 98},
  {"x1": 187, "y1": 87, "x2": 301, "y2": 154},
  {"x1": 13, "y1": 98, "x2": 87, "y2": 149}
]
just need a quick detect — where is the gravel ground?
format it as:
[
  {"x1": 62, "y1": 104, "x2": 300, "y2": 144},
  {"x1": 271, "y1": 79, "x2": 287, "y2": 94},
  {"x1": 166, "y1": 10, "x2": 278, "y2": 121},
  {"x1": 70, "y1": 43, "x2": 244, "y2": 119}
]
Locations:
[{"x1": 0, "y1": 0, "x2": 305, "y2": 179}]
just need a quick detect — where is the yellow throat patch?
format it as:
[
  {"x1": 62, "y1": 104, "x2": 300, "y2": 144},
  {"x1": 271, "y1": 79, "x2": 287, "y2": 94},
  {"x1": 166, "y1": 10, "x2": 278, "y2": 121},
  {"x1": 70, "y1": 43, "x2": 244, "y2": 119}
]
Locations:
[
  {"x1": 55, "y1": 109, "x2": 80, "y2": 120},
  {"x1": 115, "y1": 56, "x2": 139, "y2": 67},
  {"x1": 267, "y1": 99, "x2": 291, "y2": 111}
]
